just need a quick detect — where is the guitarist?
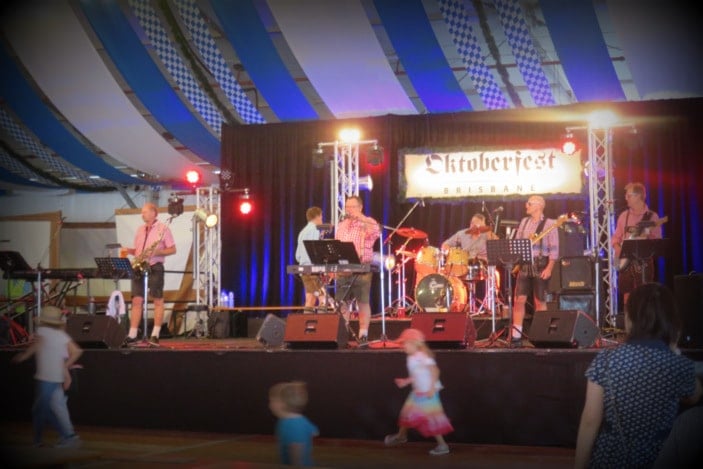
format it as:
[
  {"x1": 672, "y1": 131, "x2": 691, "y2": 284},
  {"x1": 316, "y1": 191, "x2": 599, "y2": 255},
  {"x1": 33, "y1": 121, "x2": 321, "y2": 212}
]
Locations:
[
  {"x1": 612, "y1": 182, "x2": 662, "y2": 307},
  {"x1": 511, "y1": 196, "x2": 559, "y2": 346}
]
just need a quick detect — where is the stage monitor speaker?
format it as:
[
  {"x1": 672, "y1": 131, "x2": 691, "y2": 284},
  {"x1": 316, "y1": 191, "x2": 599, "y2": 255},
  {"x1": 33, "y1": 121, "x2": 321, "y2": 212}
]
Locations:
[
  {"x1": 410, "y1": 313, "x2": 475, "y2": 348},
  {"x1": 675, "y1": 274, "x2": 703, "y2": 348},
  {"x1": 529, "y1": 310, "x2": 598, "y2": 348},
  {"x1": 559, "y1": 290, "x2": 596, "y2": 323},
  {"x1": 256, "y1": 313, "x2": 286, "y2": 348},
  {"x1": 284, "y1": 314, "x2": 347, "y2": 349},
  {"x1": 66, "y1": 315, "x2": 126, "y2": 349},
  {"x1": 559, "y1": 256, "x2": 595, "y2": 290}
]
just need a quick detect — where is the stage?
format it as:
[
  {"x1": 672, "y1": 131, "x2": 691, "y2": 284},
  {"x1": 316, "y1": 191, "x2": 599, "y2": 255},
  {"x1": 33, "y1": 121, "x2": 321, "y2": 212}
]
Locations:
[
  {"x1": 2, "y1": 312, "x2": 700, "y2": 450},
  {"x1": 0, "y1": 312, "x2": 599, "y2": 448}
]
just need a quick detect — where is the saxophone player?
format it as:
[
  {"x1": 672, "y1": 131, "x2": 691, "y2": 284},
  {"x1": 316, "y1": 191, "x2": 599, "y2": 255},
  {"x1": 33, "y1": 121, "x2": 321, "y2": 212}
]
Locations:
[{"x1": 122, "y1": 202, "x2": 176, "y2": 346}]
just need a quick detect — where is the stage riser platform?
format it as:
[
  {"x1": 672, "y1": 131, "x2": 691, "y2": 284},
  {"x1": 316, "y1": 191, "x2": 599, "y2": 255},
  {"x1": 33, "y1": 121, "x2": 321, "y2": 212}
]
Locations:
[{"x1": 2, "y1": 348, "x2": 593, "y2": 447}]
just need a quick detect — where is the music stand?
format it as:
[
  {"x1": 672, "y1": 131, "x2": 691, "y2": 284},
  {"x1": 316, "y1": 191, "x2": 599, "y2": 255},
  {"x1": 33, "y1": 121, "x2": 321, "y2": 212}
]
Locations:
[
  {"x1": 486, "y1": 239, "x2": 533, "y2": 346},
  {"x1": 620, "y1": 238, "x2": 670, "y2": 284},
  {"x1": 303, "y1": 240, "x2": 363, "y2": 344},
  {"x1": 95, "y1": 257, "x2": 133, "y2": 281},
  {"x1": 304, "y1": 240, "x2": 361, "y2": 265},
  {"x1": 0, "y1": 251, "x2": 33, "y2": 273}
]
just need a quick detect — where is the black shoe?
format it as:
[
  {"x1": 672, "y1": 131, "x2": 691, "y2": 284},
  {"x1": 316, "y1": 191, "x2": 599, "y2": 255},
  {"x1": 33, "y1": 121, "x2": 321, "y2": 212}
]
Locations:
[
  {"x1": 148, "y1": 336, "x2": 159, "y2": 346},
  {"x1": 509, "y1": 337, "x2": 523, "y2": 348},
  {"x1": 358, "y1": 336, "x2": 368, "y2": 348},
  {"x1": 122, "y1": 336, "x2": 138, "y2": 348}
]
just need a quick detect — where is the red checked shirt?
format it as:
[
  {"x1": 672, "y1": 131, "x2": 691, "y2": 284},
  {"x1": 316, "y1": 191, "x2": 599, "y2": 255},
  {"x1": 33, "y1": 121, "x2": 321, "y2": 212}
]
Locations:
[{"x1": 335, "y1": 216, "x2": 380, "y2": 263}]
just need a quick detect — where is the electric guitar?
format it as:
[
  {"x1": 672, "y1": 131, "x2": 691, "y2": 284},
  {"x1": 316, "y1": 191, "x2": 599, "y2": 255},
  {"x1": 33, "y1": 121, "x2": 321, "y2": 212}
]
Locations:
[
  {"x1": 615, "y1": 216, "x2": 668, "y2": 271},
  {"x1": 513, "y1": 213, "x2": 574, "y2": 276}
]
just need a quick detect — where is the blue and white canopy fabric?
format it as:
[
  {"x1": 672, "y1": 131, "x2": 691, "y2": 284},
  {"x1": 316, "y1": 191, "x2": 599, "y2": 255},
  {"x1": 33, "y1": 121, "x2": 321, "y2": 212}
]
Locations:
[{"x1": 1, "y1": 0, "x2": 700, "y2": 190}]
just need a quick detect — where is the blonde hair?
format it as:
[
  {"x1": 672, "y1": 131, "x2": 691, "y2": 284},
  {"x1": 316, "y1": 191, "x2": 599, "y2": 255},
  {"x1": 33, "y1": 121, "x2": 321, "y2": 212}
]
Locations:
[{"x1": 269, "y1": 381, "x2": 309, "y2": 413}]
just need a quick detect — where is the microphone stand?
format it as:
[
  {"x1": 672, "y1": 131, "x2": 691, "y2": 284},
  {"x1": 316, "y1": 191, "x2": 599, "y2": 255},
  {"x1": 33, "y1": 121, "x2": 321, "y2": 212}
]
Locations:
[{"x1": 370, "y1": 200, "x2": 423, "y2": 347}]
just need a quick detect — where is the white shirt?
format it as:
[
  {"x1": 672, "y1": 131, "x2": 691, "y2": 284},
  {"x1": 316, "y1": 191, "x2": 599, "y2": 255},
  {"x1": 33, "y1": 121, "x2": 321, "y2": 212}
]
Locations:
[
  {"x1": 34, "y1": 326, "x2": 70, "y2": 383},
  {"x1": 407, "y1": 350, "x2": 443, "y2": 393}
]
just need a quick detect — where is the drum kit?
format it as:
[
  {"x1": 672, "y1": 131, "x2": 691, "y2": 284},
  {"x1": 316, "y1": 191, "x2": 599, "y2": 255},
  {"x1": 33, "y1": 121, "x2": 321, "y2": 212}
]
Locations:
[{"x1": 389, "y1": 227, "x2": 500, "y2": 316}]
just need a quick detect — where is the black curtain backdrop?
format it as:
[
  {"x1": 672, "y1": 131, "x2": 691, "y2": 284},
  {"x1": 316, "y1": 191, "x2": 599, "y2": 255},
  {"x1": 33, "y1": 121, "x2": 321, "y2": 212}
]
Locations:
[{"x1": 221, "y1": 98, "x2": 703, "y2": 311}]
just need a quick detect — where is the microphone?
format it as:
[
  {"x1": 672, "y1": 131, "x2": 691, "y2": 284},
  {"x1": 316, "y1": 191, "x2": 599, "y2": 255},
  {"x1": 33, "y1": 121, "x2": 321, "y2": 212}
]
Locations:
[
  {"x1": 493, "y1": 206, "x2": 504, "y2": 214},
  {"x1": 482, "y1": 200, "x2": 486, "y2": 213}
]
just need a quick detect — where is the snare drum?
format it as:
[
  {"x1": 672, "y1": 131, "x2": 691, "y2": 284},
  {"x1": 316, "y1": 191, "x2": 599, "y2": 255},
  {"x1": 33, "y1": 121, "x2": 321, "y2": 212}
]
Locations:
[
  {"x1": 415, "y1": 273, "x2": 467, "y2": 313},
  {"x1": 444, "y1": 247, "x2": 469, "y2": 277},
  {"x1": 415, "y1": 246, "x2": 441, "y2": 277},
  {"x1": 466, "y1": 257, "x2": 487, "y2": 281}
]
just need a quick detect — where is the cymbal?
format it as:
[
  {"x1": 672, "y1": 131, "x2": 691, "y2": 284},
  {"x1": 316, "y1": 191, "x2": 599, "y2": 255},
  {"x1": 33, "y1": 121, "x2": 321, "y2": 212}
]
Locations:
[
  {"x1": 465, "y1": 226, "x2": 492, "y2": 235},
  {"x1": 396, "y1": 227, "x2": 428, "y2": 239},
  {"x1": 396, "y1": 250, "x2": 416, "y2": 258}
]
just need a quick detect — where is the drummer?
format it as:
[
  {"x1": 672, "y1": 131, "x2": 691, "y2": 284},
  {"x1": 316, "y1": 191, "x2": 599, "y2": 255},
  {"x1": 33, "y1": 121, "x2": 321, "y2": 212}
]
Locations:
[{"x1": 441, "y1": 213, "x2": 497, "y2": 262}]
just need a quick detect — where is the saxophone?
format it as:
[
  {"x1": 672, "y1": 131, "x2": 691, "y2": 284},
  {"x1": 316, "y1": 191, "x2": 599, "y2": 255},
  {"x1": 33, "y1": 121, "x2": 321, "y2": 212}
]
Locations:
[{"x1": 132, "y1": 224, "x2": 167, "y2": 277}]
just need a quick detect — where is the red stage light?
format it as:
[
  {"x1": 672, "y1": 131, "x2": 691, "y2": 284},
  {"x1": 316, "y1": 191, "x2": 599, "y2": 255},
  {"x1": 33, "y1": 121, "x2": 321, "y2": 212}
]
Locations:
[
  {"x1": 239, "y1": 200, "x2": 253, "y2": 215},
  {"x1": 185, "y1": 169, "x2": 201, "y2": 187}
]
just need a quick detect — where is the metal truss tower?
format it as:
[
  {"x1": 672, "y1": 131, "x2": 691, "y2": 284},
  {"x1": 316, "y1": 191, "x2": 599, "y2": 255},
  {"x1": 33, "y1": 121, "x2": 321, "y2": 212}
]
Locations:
[
  {"x1": 194, "y1": 186, "x2": 221, "y2": 309},
  {"x1": 587, "y1": 126, "x2": 618, "y2": 327}
]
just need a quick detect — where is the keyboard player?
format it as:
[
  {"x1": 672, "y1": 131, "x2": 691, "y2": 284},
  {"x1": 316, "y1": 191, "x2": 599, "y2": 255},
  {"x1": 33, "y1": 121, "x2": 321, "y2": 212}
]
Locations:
[
  {"x1": 335, "y1": 196, "x2": 380, "y2": 346},
  {"x1": 295, "y1": 206, "x2": 327, "y2": 312}
]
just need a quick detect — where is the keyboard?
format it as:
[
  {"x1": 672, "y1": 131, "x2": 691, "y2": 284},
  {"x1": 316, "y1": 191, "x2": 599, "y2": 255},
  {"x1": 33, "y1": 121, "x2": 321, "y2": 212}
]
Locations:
[
  {"x1": 4, "y1": 268, "x2": 100, "y2": 281},
  {"x1": 286, "y1": 264, "x2": 373, "y2": 274}
]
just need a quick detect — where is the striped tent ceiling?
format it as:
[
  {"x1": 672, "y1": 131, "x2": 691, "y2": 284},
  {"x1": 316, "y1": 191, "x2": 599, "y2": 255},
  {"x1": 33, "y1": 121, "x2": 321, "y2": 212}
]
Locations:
[{"x1": 1, "y1": 0, "x2": 700, "y2": 192}]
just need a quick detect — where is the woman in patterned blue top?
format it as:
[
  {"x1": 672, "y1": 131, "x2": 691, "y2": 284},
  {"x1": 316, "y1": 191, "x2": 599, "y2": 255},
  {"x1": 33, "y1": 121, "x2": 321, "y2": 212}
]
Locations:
[{"x1": 574, "y1": 283, "x2": 702, "y2": 468}]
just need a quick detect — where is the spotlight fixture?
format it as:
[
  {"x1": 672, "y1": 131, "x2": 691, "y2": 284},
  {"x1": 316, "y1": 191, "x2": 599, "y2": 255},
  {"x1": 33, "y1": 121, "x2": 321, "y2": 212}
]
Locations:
[
  {"x1": 357, "y1": 175, "x2": 373, "y2": 192},
  {"x1": 561, "y1": 132, "x2": 578, "y2": 155},
  {"x1": 185, "y1": 169, "x2": 202, "y2": 188},
  {"x1": 312, "y1": 145, "x2": 326, "y2": 169},
  {"x1": 167, "y1": 195, "x2": 184, "y2": 216},
  {"x1": 194, "y1": 208, "x2": 218, "y2": 228},
  {"x1": 239, "y1": 189, "x2": 253, "y2": 215},
  {"x1": 367, "y1": 142, "x2": 384, "y2": 166}
]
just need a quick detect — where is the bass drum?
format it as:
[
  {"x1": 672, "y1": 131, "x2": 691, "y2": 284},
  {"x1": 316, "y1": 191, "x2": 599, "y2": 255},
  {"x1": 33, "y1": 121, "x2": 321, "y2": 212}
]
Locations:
[{"x1": 414, "y1": 273, "x2": 467, "y2": 313}]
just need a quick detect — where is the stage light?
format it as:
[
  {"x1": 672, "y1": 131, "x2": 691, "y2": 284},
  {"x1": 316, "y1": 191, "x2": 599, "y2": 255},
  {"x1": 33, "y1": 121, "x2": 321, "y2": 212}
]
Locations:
[
  {"x1": 561, "y1": 132, "x2": 578, "y2": 155},
  {"x1": 312, "y1": 145, "x2": 326, "y2": 169},
  {"x1": 194, "y1": 208, "x2": 218, "y2": 228},
  {"x1": 367, "y1": 142, "x2": 384, "y2": 165},
  {"x1": 339, "y1": 128, "x2": 360, "y2": 143},
  {"x1": 185, "y1": 169, "x2": 201, "y2": 187},
  {"x1": 372, "y1": 252, "x2": 396, "y2": 271},
  {"x1": 239, "y1": 189, "x2": 252, "y2": 215},
  {"x1": 167, "y1": 196, "x2": 184, "y2": 216},
  {"x1": 358, "y1": 175, "x2": 373, "y2": 192}
]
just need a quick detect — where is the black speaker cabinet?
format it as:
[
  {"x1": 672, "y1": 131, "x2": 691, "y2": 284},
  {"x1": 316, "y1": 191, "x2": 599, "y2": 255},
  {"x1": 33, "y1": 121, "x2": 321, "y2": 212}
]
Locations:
[
  {"x1": 559, "y1": 256, "x2": 595, "y2": 290},
  {"x1": 529, "y1": 310, "x2": 599, "y2": 348},
  {"x1": 559, "y1": 290, "x2": 596, "y2": 322},
  {"x1": 284, "y1": 314, "x2": 348, "y2": 349},
  {"x1": 675, "y1": 274, "x2": 703, "y2": 348},
  {"x1": 410, "y1": 313, "x2": 475, "y2": 348},
  {"x1": 67, "y1": 315, "x2": 126, "y2": 349},
  {"x1": 256, "y1": 313, "x2": 286, "y2": 348}
]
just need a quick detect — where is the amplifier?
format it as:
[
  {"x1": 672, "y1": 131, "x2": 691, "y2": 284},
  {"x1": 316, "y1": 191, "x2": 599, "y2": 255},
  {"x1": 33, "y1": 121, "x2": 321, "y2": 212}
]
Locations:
[{"x1": 559, "y1": 256, "x2": 595, "y2": 290}]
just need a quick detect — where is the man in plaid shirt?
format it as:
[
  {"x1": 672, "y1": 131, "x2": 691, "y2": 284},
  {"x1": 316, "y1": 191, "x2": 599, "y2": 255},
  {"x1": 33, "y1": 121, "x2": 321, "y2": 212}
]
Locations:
[{"x1": 335, "y1": 195, "x2": 380, "y2": 347}]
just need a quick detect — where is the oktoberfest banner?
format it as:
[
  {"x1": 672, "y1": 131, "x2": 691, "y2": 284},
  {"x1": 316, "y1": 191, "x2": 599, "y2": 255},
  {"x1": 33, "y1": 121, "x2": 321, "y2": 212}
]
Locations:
[{"x1": 401, "y1": 148, "x2": 583, "y2": 200}]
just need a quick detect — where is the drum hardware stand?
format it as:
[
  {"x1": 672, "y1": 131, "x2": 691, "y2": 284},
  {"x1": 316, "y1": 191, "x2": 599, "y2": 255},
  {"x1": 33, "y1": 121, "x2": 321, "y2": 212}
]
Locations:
[{"x1": 484, "y1": 239, "x2": 533, "y2": 347}]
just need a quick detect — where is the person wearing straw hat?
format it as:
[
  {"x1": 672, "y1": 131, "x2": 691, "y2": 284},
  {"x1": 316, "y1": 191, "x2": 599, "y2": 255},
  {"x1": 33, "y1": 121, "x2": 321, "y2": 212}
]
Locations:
[
  {"x1": 384, "y1": 328, "x2": 453, "y2": 455},
  {"x1": 12, "y1": 306, "x2": 83, "y2": 448}
]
